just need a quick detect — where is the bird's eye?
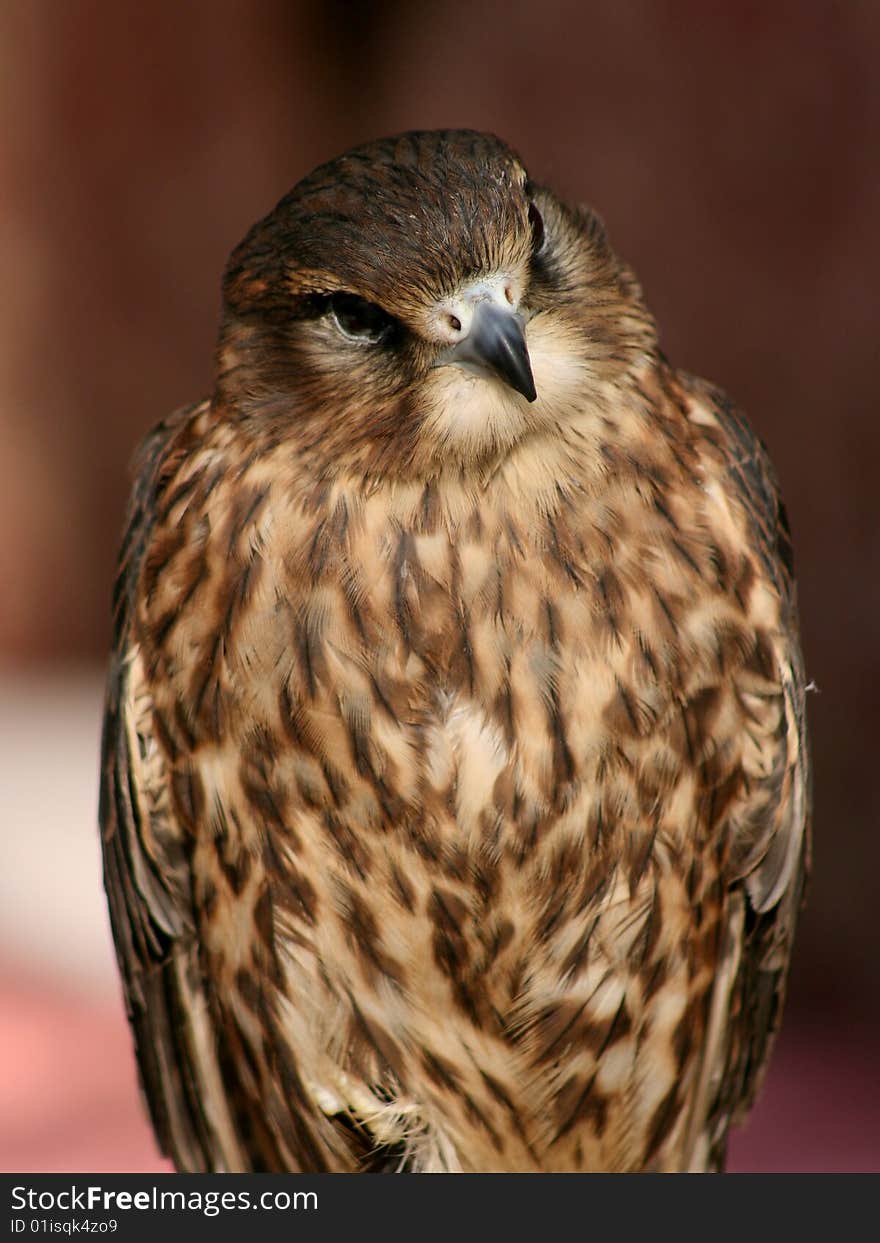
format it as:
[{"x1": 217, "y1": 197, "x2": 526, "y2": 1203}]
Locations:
[
  {"x1": 329, "y1": 292, "x2": 395, "y2": 343},
  {"x1": 528, "y1": 202, "x2": 546, "y2": 255}
]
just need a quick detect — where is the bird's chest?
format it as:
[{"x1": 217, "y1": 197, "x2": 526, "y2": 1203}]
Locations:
[
  {"x1": 155, "y1": 472, "x2": 733, "y2": 829},
  {"x1": 143, "y1": 474, "x2": 758, "y2": 1172},
  {"x1": 145, "y1": 464, "x2": 754, "y2": 908},
  {"x1": 233, "y1": 491, "x2": 709, "y2": 843}
]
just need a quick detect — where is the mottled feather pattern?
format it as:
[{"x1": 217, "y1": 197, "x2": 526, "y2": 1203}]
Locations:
[{"x1": 100, "y1": 130, "x2": 809, "y2": 1172}]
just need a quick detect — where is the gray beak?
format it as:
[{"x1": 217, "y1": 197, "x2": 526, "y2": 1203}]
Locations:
[{"x1": 446, "y1": 302, "x2": 537, "y2": 403}]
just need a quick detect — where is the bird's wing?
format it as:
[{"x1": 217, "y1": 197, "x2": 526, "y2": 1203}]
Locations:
[
  {"x1": 679, "y1": 375, "x2": 812, "y2": 1171},
  {"x1": 99, "y1": 403, "x2": 248, "y2": 1172}
]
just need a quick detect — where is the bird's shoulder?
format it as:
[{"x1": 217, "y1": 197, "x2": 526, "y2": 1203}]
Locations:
[{"x1": 674, "y1": 368, "x2": 797, "y2": 614}]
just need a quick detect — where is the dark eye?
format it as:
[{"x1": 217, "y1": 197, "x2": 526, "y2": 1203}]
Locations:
[
  {"x1": 528, "y1": 202, "x2": 545, "y2": 255},
  {"x1": 329, "y1": 292, "x2": 395, "y2": 343}
]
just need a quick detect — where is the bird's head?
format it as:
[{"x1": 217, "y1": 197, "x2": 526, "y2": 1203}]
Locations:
[{"x1": 217, "y1": 130, "x2": 656, "y2": 479}]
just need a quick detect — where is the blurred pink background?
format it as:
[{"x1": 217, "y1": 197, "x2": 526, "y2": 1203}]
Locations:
[{"x1": 1, "y1": 2, "x2": 878, "y2": 1172}]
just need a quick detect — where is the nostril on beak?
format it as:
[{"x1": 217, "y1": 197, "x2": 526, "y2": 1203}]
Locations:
[{"x1": 443, "y1": 301, "x2": 537, "y2": 403}]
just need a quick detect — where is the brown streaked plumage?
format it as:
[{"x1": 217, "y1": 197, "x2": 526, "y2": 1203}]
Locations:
[{"x1": 100, "y1": 129, "x2": 810, "y2": 1173}]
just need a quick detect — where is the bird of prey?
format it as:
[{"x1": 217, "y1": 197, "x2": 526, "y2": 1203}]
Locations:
[{"x1": 100, "y1": 129, "x2": 810, "y2": 1173}]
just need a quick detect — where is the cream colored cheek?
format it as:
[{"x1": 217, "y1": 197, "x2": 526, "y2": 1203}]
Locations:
[
  {"x1": 419, "y1": 367, "x2": 530, "y2": 448},
  {"x1": 524, "y1": 316, "x2": 588, "y2": 411}
]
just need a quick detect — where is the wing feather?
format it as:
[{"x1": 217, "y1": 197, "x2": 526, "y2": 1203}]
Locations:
[
  {"x1": 99, "y1": 404, "x2": 246, "y2": 1172},
  {"x1": 681, "y1": 376, "x2": 811, "y2": 1169}
]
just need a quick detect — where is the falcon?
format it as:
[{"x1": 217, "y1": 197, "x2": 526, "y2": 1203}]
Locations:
[{"x1": 100, "y1": 130, "x2": 810, "y2": 1173}]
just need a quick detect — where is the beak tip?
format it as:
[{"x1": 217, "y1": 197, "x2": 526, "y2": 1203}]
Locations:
[{"x1": 512, "y1": 356, "x2": 537, "y2": 404}]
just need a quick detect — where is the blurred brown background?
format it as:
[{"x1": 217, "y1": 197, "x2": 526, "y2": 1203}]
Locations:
[{"x1": 1, "y1": 1, "x2": 877, "y2": 1171}]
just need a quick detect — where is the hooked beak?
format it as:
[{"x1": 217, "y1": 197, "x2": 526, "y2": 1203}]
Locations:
[{"x1": 443, "y1": 301, "x2": 537, "y2": 403}]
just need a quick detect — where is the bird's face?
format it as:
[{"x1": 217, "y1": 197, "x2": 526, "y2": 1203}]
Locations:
[{"x1": 217, "y1": 130, "x2": 654, "y2": 479}]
